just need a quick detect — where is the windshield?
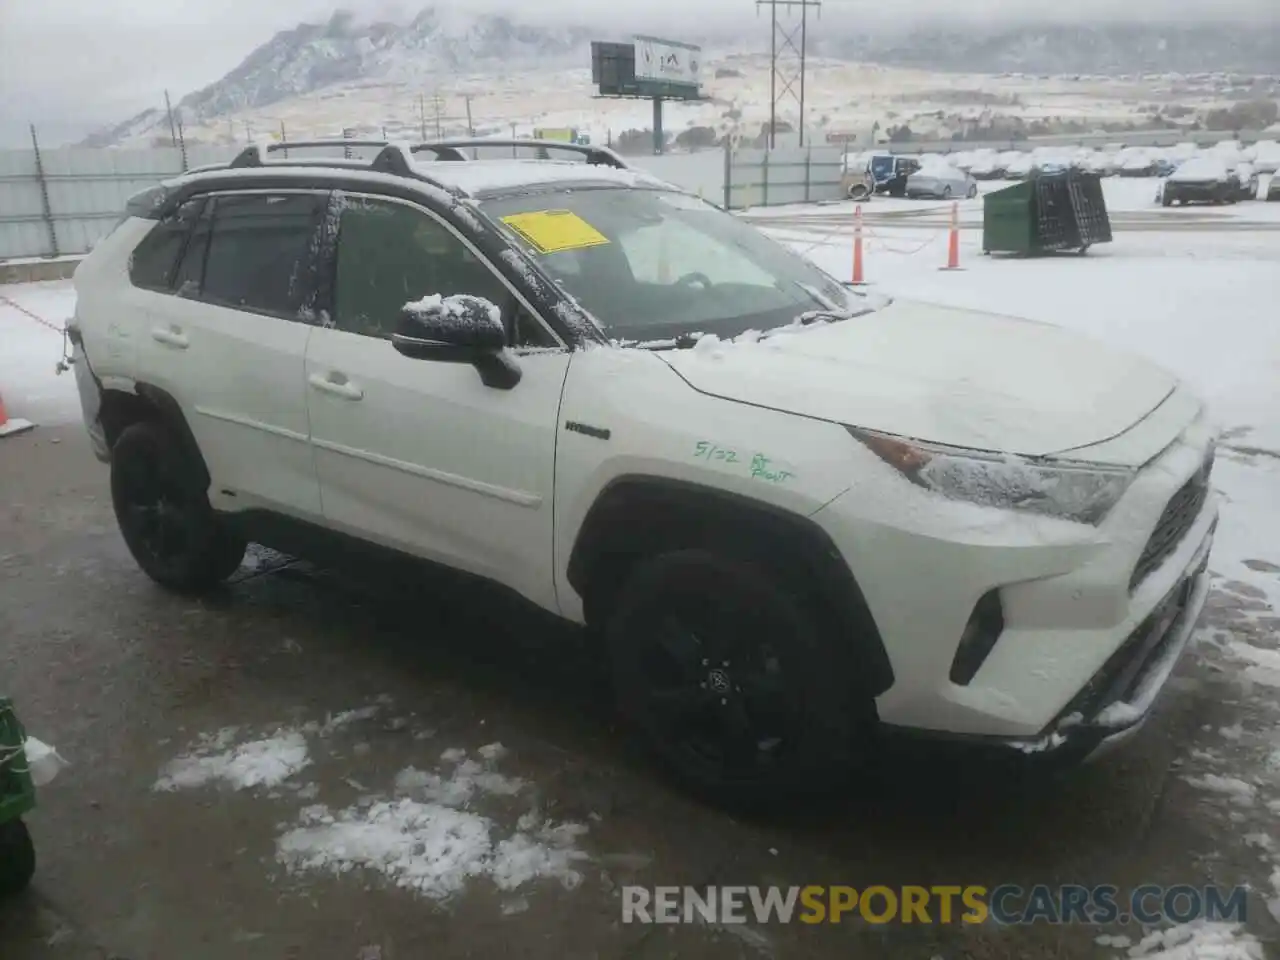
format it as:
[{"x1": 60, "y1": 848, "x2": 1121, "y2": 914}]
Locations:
[{"x1": 479, "y1": 187, "x2": 872, "y2": 343}]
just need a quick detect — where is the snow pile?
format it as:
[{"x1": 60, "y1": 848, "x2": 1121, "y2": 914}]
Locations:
[
  {"x1": 1181, "y1": 773, "x2": 1257, "y2": 806},
  {"x1": 276, "y1": 745, "x2": 589, "y2": 901},
  {"x1": 1118, "y1": 920, "x2": 1263, "y2": 959},
  {"x1": 155, "y1": 728, "x2": 311, "y2": 791}
]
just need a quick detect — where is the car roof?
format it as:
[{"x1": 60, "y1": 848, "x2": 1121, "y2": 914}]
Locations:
[
  {"x1": 416, "y1": 158, "x2": 673, "y2": 199},
  {"x1": 166, "y1": 139, "x2": 679, "y2": 203}
]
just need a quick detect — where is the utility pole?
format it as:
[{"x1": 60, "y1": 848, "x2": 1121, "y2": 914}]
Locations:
[
  {"x1": 164, "y1": 89, "x2": 178, "y2": 146},
  {"x1": 419, "y1": 93, "x2": 427, "y2": 140},
  {"x1": 463, "y1": 94, "x2": 475, "y2": 137},
  {"x1": 756, "y1": 0, "x2": 821, "y2": 149}
]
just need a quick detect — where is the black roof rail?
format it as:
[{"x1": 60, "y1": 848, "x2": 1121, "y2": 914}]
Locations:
[
  {"x1": 228, "y1": 139, "x2": 392, "y2": 168},
  {"x1": 211, "y1": 140, "x2": 462, "y2": 196},
  {"x1": 411, "y1": 138, "x2": 631, "y2": 170}
]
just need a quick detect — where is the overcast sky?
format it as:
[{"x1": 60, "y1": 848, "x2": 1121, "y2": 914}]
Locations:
[{"x1": 2, "y1": 0, "x2": 1275, "y2": 147}]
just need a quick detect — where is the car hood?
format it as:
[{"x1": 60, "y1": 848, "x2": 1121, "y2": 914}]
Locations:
[{"x1": 659, "y1": 300, "x2": 1180, "y2": 461}]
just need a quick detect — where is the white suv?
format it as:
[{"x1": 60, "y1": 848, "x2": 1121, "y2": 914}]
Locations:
[{"x1": 69, "y1": 139, "x2": 1219, "y2": 805}]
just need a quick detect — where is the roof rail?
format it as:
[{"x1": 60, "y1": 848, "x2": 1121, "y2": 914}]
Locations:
[
  {"x1": 229, "y1": 139, "x2": 392, "y2": 168},
  {"x1": 216, "y1": 140, "x2": 459, "y2": 196},
  {"x1": 411, "y1": 139, "x2": 631, "y2": 170}
]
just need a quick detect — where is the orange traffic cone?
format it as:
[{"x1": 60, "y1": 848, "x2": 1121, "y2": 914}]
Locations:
[
  {"x1": 941, "y1": 201, "x2": 963, "y2": 271},
  {"x1": 0, "y1": 390, "x2": 34, "y2": 438},
  {"x1": 852, "y1": 204, "x2": 866, "y2": 285}
]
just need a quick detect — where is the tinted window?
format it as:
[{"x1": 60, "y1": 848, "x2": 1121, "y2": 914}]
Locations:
[
  {"x1": 200, "y1": 193, "x2": 327, "y2": 318},
  {"x1": 128, "y1": 197, "x2": 204, "y2": 291},
  {"x1": 334, "y1": 198, "x2": 545, "y2": 343}
]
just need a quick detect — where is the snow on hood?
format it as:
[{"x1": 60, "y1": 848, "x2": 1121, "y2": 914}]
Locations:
[{"x1": 657, "y1": 300, "x2": 1180, "y2": 461}]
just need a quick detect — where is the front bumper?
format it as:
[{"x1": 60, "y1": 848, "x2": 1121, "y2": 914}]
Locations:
[
  {"x1": 69, "y1": 323, "x2": 110, "y2": 462},
  {"x1": 1002, "y1": 523, "x2": 1213, "y2": 762},
  {"x1": 814, "y1": 404, "x2": 1219, "y2": 740}
]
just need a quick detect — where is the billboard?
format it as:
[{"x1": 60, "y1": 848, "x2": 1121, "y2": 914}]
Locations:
[
  {"x1": 633, "y1": 36, "x2": 701, "y2": 89},
  {"x1": 591, "y1": 40, "x2": 704, "y2": 101}
]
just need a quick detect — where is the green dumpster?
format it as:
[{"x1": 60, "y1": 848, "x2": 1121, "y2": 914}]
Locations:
[
  {"x1": 0, "y1": 697, "x2": 37, "y2": 896},
  {"x1": 983, "y1": 169, "x2": 1112, "y2": 255}
]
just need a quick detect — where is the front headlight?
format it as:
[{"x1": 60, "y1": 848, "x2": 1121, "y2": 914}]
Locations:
[{"x1": 847, "y1": 427, "x2": 1135, "y2": 525}]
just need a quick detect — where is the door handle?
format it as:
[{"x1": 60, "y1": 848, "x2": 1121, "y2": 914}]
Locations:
[
  {"x1": 308, "y1": 372, "x2": 363, "y2": 401},
  {"x1": 150, "y1": 326, "x2": 189, "y2": 349}
]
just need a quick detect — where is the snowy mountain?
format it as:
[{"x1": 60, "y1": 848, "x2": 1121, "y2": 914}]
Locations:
[
  {"x1": 821, "y1": 23, "x2": 1280, "y2": 76},
  {"x1": 168, "y1": 9, "x2": 588, "y2": 129},
  {"x1": 83, "y1": 11, "x2": 1280, "y2": 146}
]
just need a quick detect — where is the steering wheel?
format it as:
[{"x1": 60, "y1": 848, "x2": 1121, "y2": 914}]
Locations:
[{"x1": 674, "y1": 271, "x2": 712, "y2": 289}]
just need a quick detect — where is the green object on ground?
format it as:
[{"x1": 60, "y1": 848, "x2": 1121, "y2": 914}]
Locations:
[
  {"x1": 983, "y1": 170, "x2": 1113, "y2": 255},
  {"x1": 0, "y1": 697, "x2": 37, "y2": 896},
  {"x1": 0, "y1": 697, "x2": 35, "y2": 825}
]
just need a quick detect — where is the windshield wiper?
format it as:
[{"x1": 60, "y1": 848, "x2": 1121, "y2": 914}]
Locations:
[{"x1": 620, "y1": 331, "x2": 706, "y2": 351}]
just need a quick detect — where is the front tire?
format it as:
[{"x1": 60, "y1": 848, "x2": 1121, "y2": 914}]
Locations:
[
  {"x1": 0, "y1": 819, "x2": 35, "y2": 897},
  {"x1": 110, "y1": 421, "x2": 246, "y2": 593},
  {"x1": 606, "y1": 549, "x2": 868, "y2": 809}
]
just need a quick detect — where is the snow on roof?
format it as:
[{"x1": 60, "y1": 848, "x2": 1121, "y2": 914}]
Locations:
[
  {"x1": 1169, "y1": 156, "x2": 1230, "y2": 182},
  {"x1": 912, "y1": 157, "x2": 960, "y2": 178},
  {"x1": 414, "y1": 158, "x2": 674, "y2": 197}
]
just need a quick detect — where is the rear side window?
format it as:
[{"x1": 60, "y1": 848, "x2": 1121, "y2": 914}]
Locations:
[
  {"x1": 128, "y1": 198, "x2": 205, "y2": 291},
  {"x1": 198, "y1": 193, "x2": 327, "y2": 318}
]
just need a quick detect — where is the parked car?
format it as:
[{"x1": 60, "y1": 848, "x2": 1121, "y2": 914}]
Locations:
[
  {"x1": 905, "y1": 160, "x2": 979, "y2": 200},
  {"x1": 1153, "y1": 158, "x2": 1179, "y2": 178},
  {"x1": 1267, "y1": 175, "x2": 1280, "y2": 201},
  {"x1": 1162, "y1": 157, "x2": 1242, "y2": 205},
  {"x1": 1234, "y1": 162, "x2": 1260, "y2": 201},
  {"x1": 968, "y1": 156, "x2": 1005, "y2": 180},
  {"x1": 1118, "y1": 153, "x2": 1160, "y2": 177},
  {"x1": 868, "y1": 153, "x2": 922, "y2": 197},
  {"x1": 68, "y1": 138, "x2": 1220, "y2": 807},
  {"x1": 1003, "y1": 154, "x2": 1036, "y2": 180}
]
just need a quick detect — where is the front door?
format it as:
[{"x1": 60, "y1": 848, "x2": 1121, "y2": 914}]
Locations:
[{"x1": 304, "y1": 193, "x2": 570, "y2": 610}]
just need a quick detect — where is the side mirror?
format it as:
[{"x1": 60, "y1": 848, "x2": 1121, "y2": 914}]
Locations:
[{"x1": 391, "y1": 294, "x2": 522, "y2": 390}]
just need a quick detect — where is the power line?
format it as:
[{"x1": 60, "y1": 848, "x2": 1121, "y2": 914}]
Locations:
[{"x1": 756, "y1": 0, "x2": 822, "y2": 149}]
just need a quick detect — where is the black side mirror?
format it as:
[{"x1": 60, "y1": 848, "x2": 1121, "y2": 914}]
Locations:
[{"x1": 391, "y1": 294, "x2": 522, "y2": 390}]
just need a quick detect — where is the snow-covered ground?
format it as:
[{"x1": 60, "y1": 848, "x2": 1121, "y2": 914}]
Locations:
[{"x1": 2, "y1": 191, "x2": 1279, "y2": 954}]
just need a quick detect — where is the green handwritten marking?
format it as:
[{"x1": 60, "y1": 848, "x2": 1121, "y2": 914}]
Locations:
[
  {"x1": 749, "y1": 453, "x2": 795, "y2": 484},
  {"x1": 692, "y1": 442, "x2": 794, "y2": 483}
]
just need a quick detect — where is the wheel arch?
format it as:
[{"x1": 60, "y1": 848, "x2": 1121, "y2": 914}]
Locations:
[
  {"x1": 566, "y1": 475, "x2": 895, "y2": 697},
  {"x1": 99, "y1": 382, "x2": 210, "y2": 488}
]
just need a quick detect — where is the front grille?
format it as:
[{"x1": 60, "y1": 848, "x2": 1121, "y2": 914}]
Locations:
[{"x1": 1129, "y1": 449, "x2": 1214, "y2": 592}]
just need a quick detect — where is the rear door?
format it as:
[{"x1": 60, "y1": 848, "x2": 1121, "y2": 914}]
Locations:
[{"x1": 133, "y1": 189, "x2": 329, "y2": 520}]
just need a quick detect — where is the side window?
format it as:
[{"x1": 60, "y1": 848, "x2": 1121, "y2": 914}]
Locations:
[
  {"x1": 128, "y1": 197, "x2": 205, "y2": 291},
  {"x1": 333, "y1": 197, "x2": 552, "y2": 346},
  {"x1": 199, "y1": 193, "x2": 327, "y2": 318}
]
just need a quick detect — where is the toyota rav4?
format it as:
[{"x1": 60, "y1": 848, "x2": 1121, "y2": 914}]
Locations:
[{"x1": 68, "y1": 139, "x2": 1218, "y2": 806}]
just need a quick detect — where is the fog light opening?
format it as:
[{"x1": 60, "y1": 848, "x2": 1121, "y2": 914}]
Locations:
[{"x1": 949, "y1": 589, "x2": 1005, "y2": 686}]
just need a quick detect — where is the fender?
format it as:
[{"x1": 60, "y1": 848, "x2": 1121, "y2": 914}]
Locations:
[
  {"x1": 567, "y1": 474, "x2": 895, "y2": 697},
  {"x1": 98, "y1": 382, "x2": 211, "y2": 489}
]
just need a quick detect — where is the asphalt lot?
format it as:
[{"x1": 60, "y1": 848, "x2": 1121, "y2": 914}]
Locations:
[{"x1": 2, "y1": 422, "x2": 1279, "y2": 960}]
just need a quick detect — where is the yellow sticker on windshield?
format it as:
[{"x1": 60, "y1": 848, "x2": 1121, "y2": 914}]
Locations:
[{"x1": 501, "y1": 210, "x2": 610, "y2": 255}]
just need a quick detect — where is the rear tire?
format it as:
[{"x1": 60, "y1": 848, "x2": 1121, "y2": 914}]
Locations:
[
  {"x1": 605, "y1": 549, "x2": 870, "y2": 810},
  {"x1": 0, "y1": 819, "x2": 35, "y2": 897},
  {"x1": 110, "y1": 421, "x2": 245, "y2": 593}
]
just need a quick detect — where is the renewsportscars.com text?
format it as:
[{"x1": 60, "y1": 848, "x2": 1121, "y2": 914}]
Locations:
[{"x1": 622, "y1": 884, "x2": 1249, "y2": 926}]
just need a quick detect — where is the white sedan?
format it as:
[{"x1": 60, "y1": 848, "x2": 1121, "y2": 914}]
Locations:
[{"x1": 905, "y1": 161, "x2": 979, "y2": 199}]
